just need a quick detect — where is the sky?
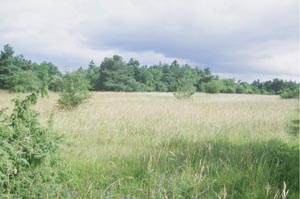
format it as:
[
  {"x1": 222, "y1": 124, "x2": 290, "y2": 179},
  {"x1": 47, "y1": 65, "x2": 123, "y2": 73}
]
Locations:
[{"x1": 0, "y1": 0, "x2": 299, "y2": 82}]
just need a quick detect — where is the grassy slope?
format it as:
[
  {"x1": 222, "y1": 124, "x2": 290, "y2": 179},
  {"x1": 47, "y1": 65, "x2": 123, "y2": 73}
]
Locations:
[{"x1": 0, "y1": 91, "x2": 299, "y2": 198}]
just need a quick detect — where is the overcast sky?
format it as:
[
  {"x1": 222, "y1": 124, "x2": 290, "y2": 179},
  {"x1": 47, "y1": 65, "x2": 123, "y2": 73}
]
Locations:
[{"x1": 0, "y1": 0, "x2": 299, "y2": 81}]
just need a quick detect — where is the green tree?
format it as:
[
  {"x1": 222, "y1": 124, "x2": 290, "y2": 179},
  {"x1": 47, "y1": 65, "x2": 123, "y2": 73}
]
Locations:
[
  {"x1": 196, "y1": 67, "x2": 217, "y2": 92},
  {"x1": 98, "y1": 55, "x2": 137, "y2": 91},
  {"x1": 86, "y1": 60, "x2": 100, "y2": 90},
  {"x1": 161, "y1": 61, "x2": 182, "y2": 91},
  {"x1": 0, "y1": 44, "x2": 18, "y2": 89},
  {"x1": 12, "y1": 55, "x2": 32, "y2": 71},
  {"x1": 8, "y1": 70, "x2": 41, "y2": 92},
  {"x1": 220, "y1": 79, "x2": 236, "y2": 93},
  {"x1": 251, "y1": 80, "x2": 268, "y2": 94},
  {"x1": 280, "y1": 84, "x2": 299, "y2": 99},
  {"x1": 134, "y1": 66, "x2": 156, "y2": 91},
  {"x1": 58, "y1": 71, "x2": 91, "y2": 110},
  {"x1": 236, "y1": 82, "x2": 253, "y2": 94},
  {"x1": 204, "y1": 80, "x2": 222, "y2": 93},
  {"x1": 36, "y1": 62, "x2": 63, "y2": 91},
  {"x1": 149, "y1": 65, "x2": 167, "y2": 92}
]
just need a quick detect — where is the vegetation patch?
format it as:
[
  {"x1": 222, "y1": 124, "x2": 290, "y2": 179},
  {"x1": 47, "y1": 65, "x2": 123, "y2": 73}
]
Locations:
[
  {"x1": 58, "y1": 71, "x2": 91, "y2": 110},
  {"x1": 0, "y1": 44, "x2": 299, "y2": 99},
  {"x1": 0, "y1": 93, "x2": 71, "y2": 198},
  {"x1": 68, "y1": 138, "x2": 299, "y2": 199}
]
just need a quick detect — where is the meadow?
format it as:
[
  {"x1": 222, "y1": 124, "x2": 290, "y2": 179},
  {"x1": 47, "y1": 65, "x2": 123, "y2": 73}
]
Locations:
[{"x1": 0, "y1": 91, "x2": 299, "y2": 198}]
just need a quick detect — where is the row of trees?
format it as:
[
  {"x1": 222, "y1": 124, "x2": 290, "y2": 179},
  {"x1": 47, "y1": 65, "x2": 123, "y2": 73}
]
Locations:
[
  {"x1": 0, "y1": 44, "x2": 299, "y2": 98},
  {"x1": 0, "y1": 44, "x2": 62, "y2": 92}
]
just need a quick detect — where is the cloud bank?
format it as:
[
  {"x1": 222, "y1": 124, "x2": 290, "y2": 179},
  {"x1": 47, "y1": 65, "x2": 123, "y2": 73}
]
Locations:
[{"x1": 0, "y1": 0, "x2": 298, "y2": 81}]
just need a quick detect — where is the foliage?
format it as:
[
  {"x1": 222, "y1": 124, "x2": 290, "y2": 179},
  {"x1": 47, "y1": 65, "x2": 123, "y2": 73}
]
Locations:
[
  {"x1": 58, "y1": 71, "x2": 91, "y2": 110},
  {"x1": 0, "y1": 44, "x2": 62, "y2": 92},
  {"x1": 236, "y1": 82, "x2": 253, "y2": 94},
  {"x1": 204, "y1": 80, "x2": 222, "y2": 93},
  {"x1": 33, "y1": 62, "x2": 62, "y2": 92},
  {"x1": 280, "y1": 86, "x2": 299, "y2": 99},
  {"x1": 0, "y1": 44, "x2": 18, "y2": 89},
  {"x1": 98, "y1": 55, "x2": 137, "y2": 91},
  {"x1": 7, "y1": 70, "x2": 41, "y2": 92},
  {"x1": 173, "y1": 78, "x2": 196, "y2": 99},
  {"x1": 85, "y1": 60, "x2": 100, "y2": 90},
  {"x1": 0, "y1": 44, "x2": 299, "y2": 98},
  {"x1": 49, "y1": 75, "x2": 64, "y2": 92},
  {"x1": 0, "y1": 93, "x2": 71, "y2": 198},
  {"x1": 1, "y1": 92, "x2": 298, "y2": 198},
  {"x1": 196, "y1": 67, "x2": 217, "y2": 92},
  {"x1": 220, "y1": 79, "x2": 236, "y2": 93}
]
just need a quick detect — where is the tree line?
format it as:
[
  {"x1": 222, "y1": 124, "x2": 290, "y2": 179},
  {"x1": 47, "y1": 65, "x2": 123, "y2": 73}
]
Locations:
[{"x1": 0, "y1": 44, "x2": 298, "y2": 98}]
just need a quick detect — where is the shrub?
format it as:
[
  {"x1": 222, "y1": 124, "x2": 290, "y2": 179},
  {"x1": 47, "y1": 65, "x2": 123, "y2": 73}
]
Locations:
[
  {"x1": 49, "y1": 75, "x2": 63, "y2": 92},
  {"x1": 173, "y1": 79, "x2": 196, "y2": 99},
  {"x1": 220, "y1": 79, "x2": 236, "y2": 93},
  {"x1": 0, "y1": 93, "x2": 71, "y2": 198},
  {"x1": 280, "y1": 87, "x2": 299, "y2": 99},
  {"x1": 236, "y1": 82, "x2": 253, "y2": 94},
  {"x1": 204, "y1": 80, "x2": 222, "y2": 93},
  {"x1": 8, "y1": 70, "x2": 41, "y2": 92},
  {"x1": 58, "y1": 71, "x2": 91, "y2": 110}
]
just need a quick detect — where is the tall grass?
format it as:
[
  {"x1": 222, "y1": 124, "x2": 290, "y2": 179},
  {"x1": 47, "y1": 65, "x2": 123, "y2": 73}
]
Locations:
[{"x1": 0, "y1": 91, "x2": 299, "y2": 198}]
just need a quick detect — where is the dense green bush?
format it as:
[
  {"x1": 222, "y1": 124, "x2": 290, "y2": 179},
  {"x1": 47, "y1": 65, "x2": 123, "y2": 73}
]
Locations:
[
  {"x1": 58, "y1": 71, "x2": 91, "y2": 110},
  {"x1": 0, "y1": 93, "x2": 71, "y2": 198},
  {"x1": 7, "y1": 70, "x2": 41, "y2": 92},
  {"x1": 49, "y1": 75, "x2": 64, "y2": 92},
  {"x1": 173, "y1": 78, "x2": 196, "y2": 99},
  {"x1": 236, "y1": 82, "x2": 253, "y2": 94},
  {"x1": 204, "y1": 80, "x2": 222, "y2": 93},
  {"x1": 220, "y1": 79, "x2": 236, "y2": 93},
  {"x1": 280, "y1": 87, "x2": 299, "y2": 99}
]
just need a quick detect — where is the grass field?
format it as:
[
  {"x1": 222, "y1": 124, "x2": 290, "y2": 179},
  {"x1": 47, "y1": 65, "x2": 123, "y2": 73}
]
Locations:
[{"x1": 0, "y1": 91, "x2": 299, "y2": 198}]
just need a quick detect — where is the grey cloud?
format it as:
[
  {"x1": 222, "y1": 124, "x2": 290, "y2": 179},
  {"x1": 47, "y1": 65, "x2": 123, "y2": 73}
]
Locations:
[{"x1": 0, "y1": 0, "x2": 298, "y2": 81}]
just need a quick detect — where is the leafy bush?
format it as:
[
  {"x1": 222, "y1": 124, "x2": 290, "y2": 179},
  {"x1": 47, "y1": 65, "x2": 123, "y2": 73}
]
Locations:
[
  {"x1": 49, "y1": 75, "x2": 63, "y2": 92},
  {"x1": 8, "y1": 70, "x2": 41, "y2": 92},
  {"x1": 173, "y1": 79, "x2": 196, "y2": 99},
  {"x1": 58, "y1": 71, "x2": 91, "y2": 110},
  {"x1": 220, "y1": 79, "x2": 236, "y2": 93},
  {"x1": 204, "y1": 80, "x2": 222, "y2": 93},
  {"x1": 0, "y1": 93, "x2": 71, "y2": 198},
  {"x1": 236, "y1": 82, "x2": 253, "y2": 94},
  {"x1": 280, "y1": 87, "x2": 299, "y2": 99}
]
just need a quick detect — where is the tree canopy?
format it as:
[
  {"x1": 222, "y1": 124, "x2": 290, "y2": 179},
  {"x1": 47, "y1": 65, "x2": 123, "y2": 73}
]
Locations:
[{"x1": 0, "y1": 44, "x2": 298, "y2": 98}]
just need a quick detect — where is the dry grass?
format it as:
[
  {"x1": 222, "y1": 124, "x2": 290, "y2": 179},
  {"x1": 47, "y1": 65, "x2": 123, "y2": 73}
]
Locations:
[
  {"x1": 35, "y1": 92, "x2": 295, "y2": 160},
  {"x1": 0, "y1": 91, "x2": 298, "y2": 198}
]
